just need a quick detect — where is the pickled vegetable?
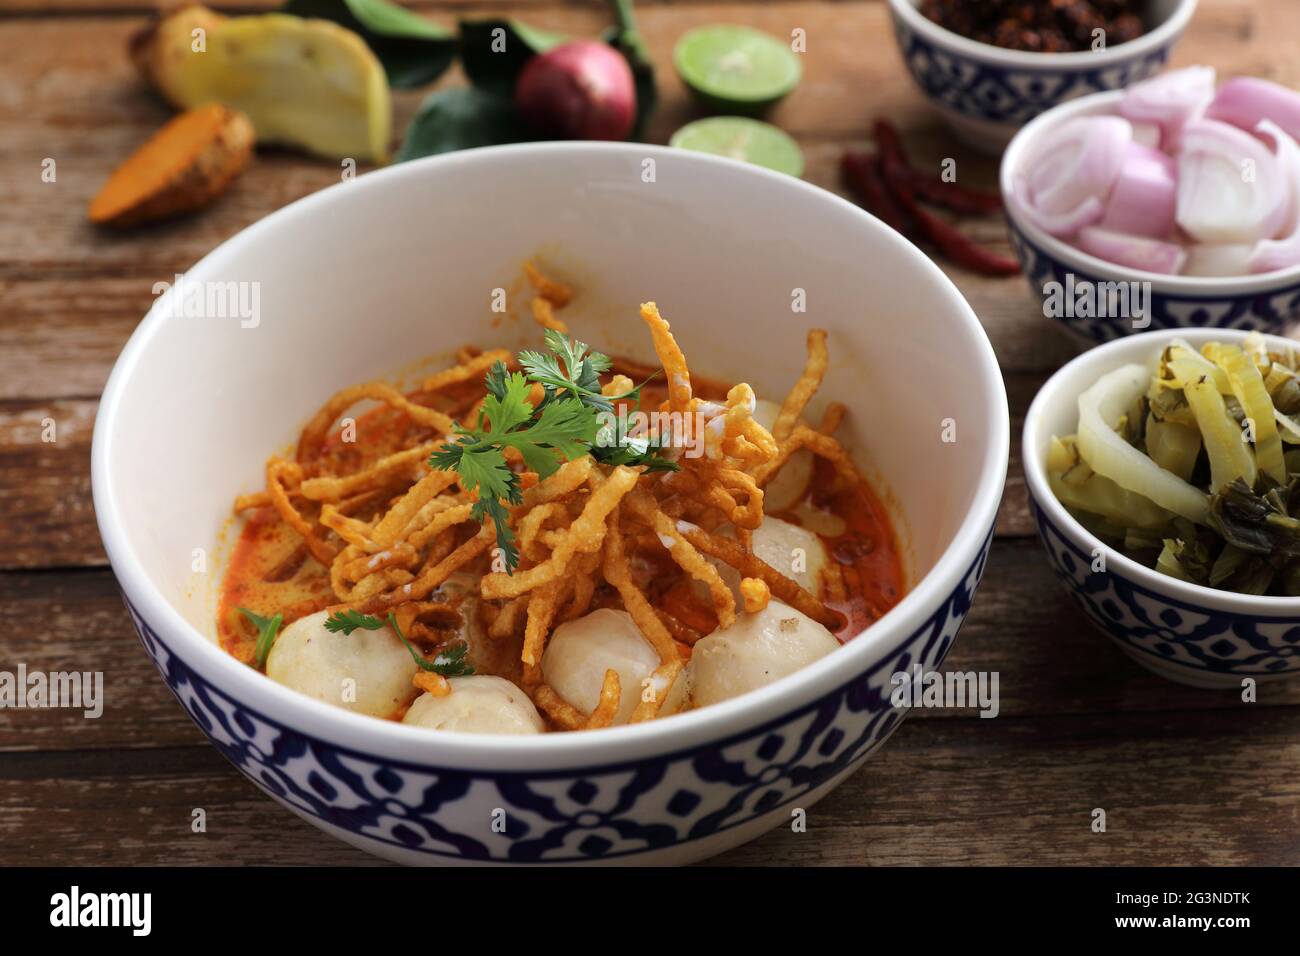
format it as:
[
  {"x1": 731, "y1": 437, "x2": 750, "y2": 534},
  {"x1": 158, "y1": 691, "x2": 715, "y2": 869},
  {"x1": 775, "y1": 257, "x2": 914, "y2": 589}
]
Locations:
[{"x1": 1048, "y1": 337, "x2": 1300, "y2": 595}]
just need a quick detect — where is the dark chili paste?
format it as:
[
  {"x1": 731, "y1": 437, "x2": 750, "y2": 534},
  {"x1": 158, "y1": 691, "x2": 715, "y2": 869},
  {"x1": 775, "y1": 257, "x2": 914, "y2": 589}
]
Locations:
[{"x1": 920, "y1": 0, "x2": 1147, "y2": 54}]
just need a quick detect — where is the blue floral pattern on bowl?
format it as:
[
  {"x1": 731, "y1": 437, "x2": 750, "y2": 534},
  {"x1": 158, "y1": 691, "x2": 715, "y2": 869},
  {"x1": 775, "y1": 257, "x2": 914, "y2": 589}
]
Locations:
[
  {"x1": 1029, "y1": 492, "x2": 1300, "y2": 687},
  {"x1": 122, "y1": 524, "x2": 994, "y2": 864},
  {"x1": 1008, "y1": 220, "x2": 1300, "y2": 343},
  {"x1": 891, "y1": 14, "x2": 1171, "y2": 128}
]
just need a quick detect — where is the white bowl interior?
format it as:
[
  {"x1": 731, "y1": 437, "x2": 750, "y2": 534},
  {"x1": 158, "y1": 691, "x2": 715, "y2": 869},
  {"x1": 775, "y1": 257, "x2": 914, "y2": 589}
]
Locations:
[{"x1": 95, "y1": 143, "x2": 1006, "y2": 742}]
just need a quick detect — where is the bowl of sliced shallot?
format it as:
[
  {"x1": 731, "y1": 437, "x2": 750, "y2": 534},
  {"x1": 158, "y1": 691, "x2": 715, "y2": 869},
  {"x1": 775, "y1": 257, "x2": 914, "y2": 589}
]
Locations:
[{"x1": 1002, "y1": 67, "x2": 1300, "y2": 342}]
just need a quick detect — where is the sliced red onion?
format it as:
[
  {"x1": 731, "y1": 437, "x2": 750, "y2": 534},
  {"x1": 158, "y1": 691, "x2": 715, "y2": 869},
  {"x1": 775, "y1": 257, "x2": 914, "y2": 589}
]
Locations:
[
  {"x1": 1100, "y1": 142, "x2": 1178, "y2": 239},
  {"x1": 1076, "y1": 226, "x2": 1187, "y2": 275},
  {"x1": 1206, "y1": 77, "x2": 1300, "y2": 145},
  {"x1": 1176, "y1": 119, "x2": 1289, "y2": 244},
  {"x1": 1183, "y1": 243, "x2": 1256, "y2": 277},
  {"x1": 1025, "y1": 115, "x2": 1131, "y2": 217},
  {"x1": 1250, "y1": 120, "x2": 1300, "y2": 273},
  {"x1": 1119, "y1": 66, "x2": 1216, "y2": 150},
  {"x1": 1130, "y1": 122, "x2": 1162, "y2": 150},
  {"x1": 1012, "y1": 174, "x2": 1104, "y2": 238}
]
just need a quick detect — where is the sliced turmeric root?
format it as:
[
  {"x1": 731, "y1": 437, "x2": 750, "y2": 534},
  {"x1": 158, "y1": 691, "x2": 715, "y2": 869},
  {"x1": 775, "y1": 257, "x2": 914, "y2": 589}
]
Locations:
[{"x1": 89, "y1": 103, "x2": 254, "y2": 228}]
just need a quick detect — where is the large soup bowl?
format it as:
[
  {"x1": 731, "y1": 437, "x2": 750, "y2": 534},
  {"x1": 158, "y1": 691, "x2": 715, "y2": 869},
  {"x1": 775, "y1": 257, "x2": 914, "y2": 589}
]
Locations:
[{"x1": 91, "y1": 142, "x2": 1008, "y2": 865}]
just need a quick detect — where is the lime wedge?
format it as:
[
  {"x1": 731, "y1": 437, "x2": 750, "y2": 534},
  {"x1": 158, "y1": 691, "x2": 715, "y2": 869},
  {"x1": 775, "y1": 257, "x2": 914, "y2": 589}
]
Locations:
[
  {"x1": 674, "y1": 25, "x2": 802, "y2": 115},
  {"x1": 669, "y1": 117, "x2": 805, "y2": 177}
]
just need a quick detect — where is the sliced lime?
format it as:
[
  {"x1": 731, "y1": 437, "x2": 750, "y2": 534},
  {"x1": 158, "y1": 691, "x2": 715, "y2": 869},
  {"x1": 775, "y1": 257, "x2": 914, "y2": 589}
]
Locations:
[
  {"x1": 669, "y1": 117, "x2": 805, "y2": 177},
  {"x1": 674, "y1": 25, "x2": 802, "y2": 115}
]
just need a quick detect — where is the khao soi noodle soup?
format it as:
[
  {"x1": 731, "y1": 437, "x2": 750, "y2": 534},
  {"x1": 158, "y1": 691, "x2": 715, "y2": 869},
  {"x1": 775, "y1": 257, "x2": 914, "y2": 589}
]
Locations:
[{"x1": 218, "y1": 263, "x2": 904, "y2": 734}]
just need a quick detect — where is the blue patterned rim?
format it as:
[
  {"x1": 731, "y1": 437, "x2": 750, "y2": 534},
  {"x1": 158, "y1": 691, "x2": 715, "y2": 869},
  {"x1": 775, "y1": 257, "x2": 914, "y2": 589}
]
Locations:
[
  {"x1": 121, "y1": 522, "x2": 994, "y2": 862},
  {"x1": 1008, "y1": 220, "x2": 1300, "y2": 342},
  {"x1": 1029, "y1": 491, "x2": 1300, "y2": 676}
]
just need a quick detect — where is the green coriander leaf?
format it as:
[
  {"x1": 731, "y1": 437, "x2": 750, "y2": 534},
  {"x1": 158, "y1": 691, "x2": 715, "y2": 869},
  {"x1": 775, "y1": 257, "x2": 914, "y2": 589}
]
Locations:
[
  {"x1": 542, "y1": 327, "x2": 584, "y2": 369},
  {"x1": 571, "y1": 358, "x2": 598, "y2": 397},
  {"x1": 501, "y1": 398, "x2": 599, "y2": 461},
  {"x1": 383, "y1": 613, "x2": 476, "y2": 675},
  {"x1": 238, "y1": 607, "x2": 284, "y2": 669},
  {"x1": 424, "y1": 332, "x2": 627, "y2": 575},
  {"x1": 484, "y1": 360, "x2": 510, "y2": 401},
  {"x1": 513, "y1": 441, "x2": 563, "y2": 480},
  {"x1": 386, "y1": 613, "x2": 430, "y2": 671},
  {"x1": 428, "y1": 440, "x2": 466, "y2": 473},
  {"x1": 324, "y1": 609, "x2": 387, "y2": 635},
  {"x1": 455, "y1": 445, "x2": 517, "y2": 503},
  {"x1": 473, "y1": 496, "x2": 520, "y2": 572},
  {"x1": 325, "y1": 611, "x2": 475, "y2": 677},
  {"x1": 521, "y1": 332, "x2": 617, "y2": 412},
  {"x1": 481, "y1": 370, "x2": 534, "y2": 435},
  {"x1": 543, "y1": 329, "x2": 610, "y2": 381},
  {"x1": 431, "y1": 641, "x2": 476, "y2": 677},
  {"x1": 517, "y1": 347, "x2": 570, "y2": 393}
]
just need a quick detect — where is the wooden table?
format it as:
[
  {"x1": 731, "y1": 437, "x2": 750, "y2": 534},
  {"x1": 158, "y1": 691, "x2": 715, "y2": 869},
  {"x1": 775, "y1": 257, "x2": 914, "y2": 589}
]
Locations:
[{"x1": 2, "y1": 0, "x2": 1298, "y2": 867}]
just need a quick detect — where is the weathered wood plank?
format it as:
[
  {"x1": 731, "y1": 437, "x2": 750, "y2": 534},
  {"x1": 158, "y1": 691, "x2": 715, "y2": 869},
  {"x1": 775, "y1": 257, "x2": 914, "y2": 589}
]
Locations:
[
  {"x1": 3, "y1": 540, "x2": 1296, "y2": 754},
  {"x1": 0, "y1": 399, "x2": 102, "y2": 569},
  {"x1": 0, "y1": 746, "x2": 382, "y2": 866},
  {"x1": 0, "y1": 278, "x2": 146, "y2": 400},
  {"x1": 1, "y1": 703, "x2": 1295, "y2": 865},
  {"x1": 715, "y1": 705, "x2": 1300, "y2": 866}
]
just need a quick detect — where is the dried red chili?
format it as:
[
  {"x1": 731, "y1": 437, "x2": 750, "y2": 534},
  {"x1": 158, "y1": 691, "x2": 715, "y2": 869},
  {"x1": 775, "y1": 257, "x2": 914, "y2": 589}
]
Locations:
[
  {"x1": 871, "y1": 120, "x2": 1003, "y2": 215},
  {"x1": 919, "y1": 0, "x2": 1145, "y2": 54},
  {"x1": 882, "y1": 163, "x2": 1022, "y2": 276},
  {"x1": 841, "y1": 121, "x2": 1020, "y2": 277},
  {"x1": 840, "y1": 151, "x2": 908, "y2": 234}
]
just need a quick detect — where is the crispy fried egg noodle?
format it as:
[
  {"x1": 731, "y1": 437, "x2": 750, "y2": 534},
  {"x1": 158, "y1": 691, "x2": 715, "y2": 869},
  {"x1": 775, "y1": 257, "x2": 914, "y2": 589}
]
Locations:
[{"x1": 220, "y1": 263, "x2": 903, "y2": 734}]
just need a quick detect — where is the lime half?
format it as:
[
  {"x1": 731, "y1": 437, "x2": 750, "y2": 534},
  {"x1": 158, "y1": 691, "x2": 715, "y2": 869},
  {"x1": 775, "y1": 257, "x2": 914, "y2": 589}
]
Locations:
[
  {"x1": 669, "y1": 117, "x2": 805, "y2": 177},
  {"x1": 674, "y1": 25, "x2": 802, "y2": 115}
]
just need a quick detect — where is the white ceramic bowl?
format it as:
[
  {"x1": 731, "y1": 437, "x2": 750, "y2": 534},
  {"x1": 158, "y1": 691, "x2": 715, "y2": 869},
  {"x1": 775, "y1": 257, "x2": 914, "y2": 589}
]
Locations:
[
  {"x1": 1003, "y1": 90, "x2": 1300, "y2": 342},
  {"x1": 91, "y1": 142, "x2": 1009, "y2": 865},
  {"x1": 889, "y1": 0, "x2": 1198, "y2": 153},
  {"x1": 1025, "y1": 327, "x2": 1300, "y2": 688}
]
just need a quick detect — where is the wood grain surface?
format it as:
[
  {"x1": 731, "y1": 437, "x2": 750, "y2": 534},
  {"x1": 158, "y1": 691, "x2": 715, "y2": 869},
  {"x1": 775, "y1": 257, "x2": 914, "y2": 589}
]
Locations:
[{"x1": 0, "y1": 0, "x2": 1297, "y2": 866}]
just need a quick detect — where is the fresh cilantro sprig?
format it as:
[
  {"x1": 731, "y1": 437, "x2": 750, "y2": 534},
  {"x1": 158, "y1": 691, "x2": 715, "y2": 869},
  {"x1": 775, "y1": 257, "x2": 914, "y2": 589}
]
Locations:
[
  {"x1": 430, "y1": 365, "x2": 597, "y2": 569},
  {"x1": 429, "y1": 331, "x2": 677, "y2": 572},
  {"x1": 323, "y1": 608, "x2": 384, "y2": 635},
  {"x1": 429, "y1": 641, "x2": 473, "y2": 677},
  {"x1": 238, "y1": 607, "x2": 283, "y2": 670},
  {"x1": 519, "y1": 329, "x2": 618, "y2": 412},
  {"x1": 324, "y1": 609, "x2": 474, "y2": 677}
]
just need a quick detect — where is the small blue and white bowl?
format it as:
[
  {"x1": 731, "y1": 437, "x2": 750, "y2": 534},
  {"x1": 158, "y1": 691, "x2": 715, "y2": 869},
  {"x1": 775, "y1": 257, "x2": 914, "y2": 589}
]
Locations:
[
  {"x1": 91, "y1": 142, "x2": 1009, "y2": 865},
  {"x1": 1002, "y1": 90, "x2": 1300, "y2": 344},
  {"x1": 1024, "y1": 327, "x2": 1300, "y2": 689},
  {"x1": 888, "y1": 0, "x2": 1198, "y2": 153}
]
